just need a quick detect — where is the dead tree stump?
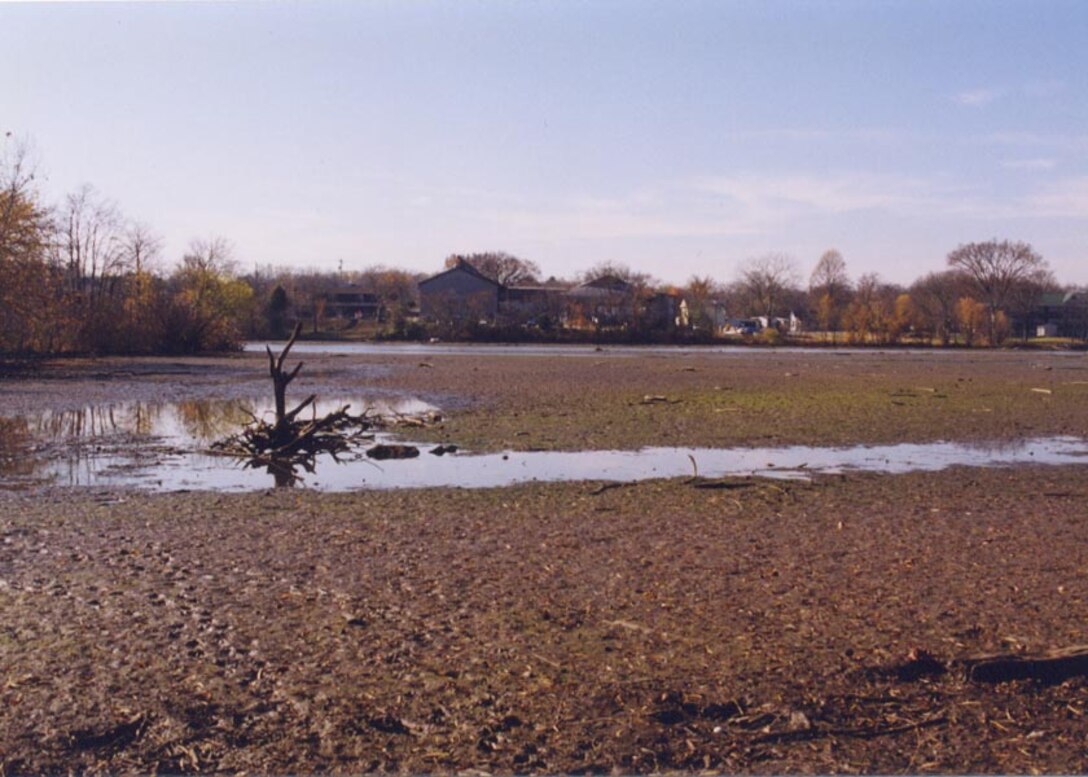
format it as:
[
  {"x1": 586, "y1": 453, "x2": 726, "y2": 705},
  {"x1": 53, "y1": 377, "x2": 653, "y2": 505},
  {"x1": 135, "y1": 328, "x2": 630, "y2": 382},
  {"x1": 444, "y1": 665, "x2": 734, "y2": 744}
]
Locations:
[{"x1": 266, "y1": 322, "x2": 316, "y2": 445}]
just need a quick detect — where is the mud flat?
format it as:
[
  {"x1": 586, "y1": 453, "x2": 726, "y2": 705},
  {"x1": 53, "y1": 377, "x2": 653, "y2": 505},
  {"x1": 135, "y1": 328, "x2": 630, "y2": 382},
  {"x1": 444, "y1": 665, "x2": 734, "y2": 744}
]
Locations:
[{"x1": 1, "y1": 348, "x2": 1087, "y2": 773}]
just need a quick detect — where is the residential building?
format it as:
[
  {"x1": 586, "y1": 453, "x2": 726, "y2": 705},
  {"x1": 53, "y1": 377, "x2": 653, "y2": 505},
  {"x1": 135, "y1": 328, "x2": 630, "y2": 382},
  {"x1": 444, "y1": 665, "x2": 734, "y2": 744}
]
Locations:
[{"x1": 418, "y1": 260, "x2": 501, "y2": 324}]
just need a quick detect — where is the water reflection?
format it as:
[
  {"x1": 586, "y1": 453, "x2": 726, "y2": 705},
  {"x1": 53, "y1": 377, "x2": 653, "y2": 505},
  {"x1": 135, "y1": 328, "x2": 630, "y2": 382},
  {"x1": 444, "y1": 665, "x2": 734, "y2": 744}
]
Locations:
[
  {"x1": 0, "y1": 417, "x2": 40, "y2": 485},
  {"x1": 3, "y1": 396, "x2": 1087, "y2": 492},
  {"x1": 247, "y1": 341, "x2": 1088, "y2": 359},
  {"x1": 20, "y1": 396, "x2": 435, "y2": 444},
  {"x1": 0, "y1": 395, "x2": 438, "y2": 489}
]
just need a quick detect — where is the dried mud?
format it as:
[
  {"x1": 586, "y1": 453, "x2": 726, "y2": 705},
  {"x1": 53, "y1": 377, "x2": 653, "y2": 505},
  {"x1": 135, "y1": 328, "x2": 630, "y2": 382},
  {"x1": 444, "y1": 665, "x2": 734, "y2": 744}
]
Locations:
[
  {"x1": 363, "y1": 348, "x2": 1088, "y2": 451},
  {"x1": 2, "y1": 348, "x2": 1088, "y2": 773}
]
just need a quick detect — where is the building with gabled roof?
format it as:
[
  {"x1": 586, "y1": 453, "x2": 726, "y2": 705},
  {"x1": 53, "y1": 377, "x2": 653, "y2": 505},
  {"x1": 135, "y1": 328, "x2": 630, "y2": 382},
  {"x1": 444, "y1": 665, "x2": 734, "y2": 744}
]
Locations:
[{"x1": 418, "y1": 259, "x2": 502, "y2": 324}]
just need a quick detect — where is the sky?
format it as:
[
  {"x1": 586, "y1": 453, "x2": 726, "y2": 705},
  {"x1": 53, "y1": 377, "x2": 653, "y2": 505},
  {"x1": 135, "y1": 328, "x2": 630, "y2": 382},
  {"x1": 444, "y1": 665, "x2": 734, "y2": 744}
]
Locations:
[{"x1": 2, "y1": 0, "x2": 1087, "y2": 286}]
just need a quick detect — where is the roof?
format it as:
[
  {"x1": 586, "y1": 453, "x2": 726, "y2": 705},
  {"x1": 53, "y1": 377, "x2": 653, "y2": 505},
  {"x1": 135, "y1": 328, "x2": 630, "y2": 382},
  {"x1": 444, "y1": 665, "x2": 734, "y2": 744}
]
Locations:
[
  {"x1": 322, "y1": 285, "x2": 379, "y2": 300},
  {"x1": 502, "y1": 285, "x2": 570, "y2": 296},
  {"x1": 418, "y1": 259, "x2": 501, "y2": 289},
  {"x1": 578, "y1": 274, "x2": 631, "y2": 292},
  {"x1": 1039, "y1": 290, "x2": 1086, "y2": 307},
  {"x1": 567, "y1": 275, "x2": 633, "y2": 299}
]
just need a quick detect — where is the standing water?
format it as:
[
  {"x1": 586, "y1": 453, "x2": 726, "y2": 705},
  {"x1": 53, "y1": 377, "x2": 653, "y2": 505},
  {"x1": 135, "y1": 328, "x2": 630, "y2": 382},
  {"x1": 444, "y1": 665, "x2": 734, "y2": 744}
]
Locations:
[{"x1": 0, "y1": 397, "x2": 1085, "y2": 492}]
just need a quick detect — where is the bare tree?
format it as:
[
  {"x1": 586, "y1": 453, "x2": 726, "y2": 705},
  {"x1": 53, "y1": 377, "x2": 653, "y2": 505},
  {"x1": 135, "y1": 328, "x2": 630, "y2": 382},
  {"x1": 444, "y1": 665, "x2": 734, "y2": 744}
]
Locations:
[
  {"x1": 181, "y1": 236, "x2": 236, "y2": 276},
  {"x1": 809, "y1": 249, "x2": 851, "y2": 338},
  {"x1": 51, "y1": 185, "x2": 132, "y2": 350},
  {"x1": 445, "y1": 251, "x2": 540, "y2": 286},
  {"x1": 121, "y1": 221, "x2": 163, "y2": 276},
  {"x1": 947, "y1": 239, "x2": 1047, "y2": 344},
  {"x1": 56, "y1": 185, "x2": 126, "y2": 289},
  {"x1": 853, "y1": 272, "x2": 882, "y2": 306},
  {"x1": 910, "y1": 270, "x2": 971, "y2": 345},
  {"x1": 809, "y1": 249, "x2": 851, "y2": 299},
  {"x1": 118, "y1": 222, "x2": 164, "y2": 351},
  {"x1": 736, "y1": 253, "x2": 801, "y2": 319}
]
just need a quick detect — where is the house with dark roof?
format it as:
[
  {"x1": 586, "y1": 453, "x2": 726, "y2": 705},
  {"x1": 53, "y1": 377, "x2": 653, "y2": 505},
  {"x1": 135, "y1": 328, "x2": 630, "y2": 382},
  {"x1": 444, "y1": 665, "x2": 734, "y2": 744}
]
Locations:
[
  {"x1": 418, "y1": 259, "x2": 501, "y2": 324},
  {"x1": 498, "y1": 284, "x2": 568, "y2": 327},
  {"x1": 564, "y1": 275, "x2": 637, "y2": 328},
  {"x1": 1035, "y1": 289, "x2": 1088, "y2": 338},
  {"x1": 318, "y1": 285, "x2": 383, "y2": 322},
  {"x1": 417, "y1": 263, "x2": 704, "y2": 335}
]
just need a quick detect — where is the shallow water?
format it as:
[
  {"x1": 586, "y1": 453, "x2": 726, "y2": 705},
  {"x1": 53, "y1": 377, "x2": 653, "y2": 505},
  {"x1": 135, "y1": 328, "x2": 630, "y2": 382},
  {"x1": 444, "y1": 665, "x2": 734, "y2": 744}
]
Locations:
[
  {"x1": 247, "y1": 341, "x2": 1088, "y2": 359},
  {"x1": 1, "y1": 397, "x2": 1085, "y2": 492}
]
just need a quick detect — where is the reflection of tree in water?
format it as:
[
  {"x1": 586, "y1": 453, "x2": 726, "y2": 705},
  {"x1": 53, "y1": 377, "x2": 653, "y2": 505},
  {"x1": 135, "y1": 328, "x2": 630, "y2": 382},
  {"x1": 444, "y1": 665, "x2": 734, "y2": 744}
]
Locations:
[
  {"x1": 173, "y1": 400, "x2": 258, "y2": 443},
  {"x1": 28, "y1": 403, "x2": 166, "y2": 439},
  {"x1": 23, "y1": 400, "x2": 264, "y2": 444},
  {"x1": 0, "y1": 417, "x2": 39, "y2": 479},
  {"x1": 248, "y1": 455, "x2": 314, "y2": 488}
]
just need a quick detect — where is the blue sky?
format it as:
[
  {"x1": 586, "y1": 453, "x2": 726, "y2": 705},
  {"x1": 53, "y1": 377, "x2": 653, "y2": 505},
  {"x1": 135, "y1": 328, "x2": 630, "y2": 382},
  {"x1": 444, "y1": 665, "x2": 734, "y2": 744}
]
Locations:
[{"x1": 2, "y1": 0, "x2": 1086, "y2": 285}]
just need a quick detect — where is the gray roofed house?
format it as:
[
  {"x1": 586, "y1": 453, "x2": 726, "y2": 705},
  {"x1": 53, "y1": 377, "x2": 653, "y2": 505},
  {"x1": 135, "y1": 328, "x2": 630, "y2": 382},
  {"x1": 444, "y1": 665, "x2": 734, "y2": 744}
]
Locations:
[
  {"x1": 418, "y1": 259, "x2": 502, "y2": 323},
  {"x1": 1035, "y1": 289, "x2": 1088, "y2": 338},
  {"x1": 564, "y1": 275, "x2": 636, "y2": 328}
]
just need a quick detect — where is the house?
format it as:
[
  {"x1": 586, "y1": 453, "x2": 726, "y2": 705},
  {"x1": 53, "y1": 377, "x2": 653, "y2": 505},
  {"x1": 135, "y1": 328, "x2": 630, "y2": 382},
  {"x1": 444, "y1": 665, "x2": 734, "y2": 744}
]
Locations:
[
  {"x1": 687, "y1": 298, "x2": 728, "y2": 333},
  {"x1": 416, "y1": 263, "x2": 711, "y2": 336},
  {"x1": 564, "y1": 275, "x2": 636, "y2": 328},
  {"x1": 418, "y1": 259, "x2": 501, "y2": 324},
  {"x1": 643, "y1": 291, "x2": 687, "y2": 330},
  {"x1": 498, "y1": 284, "x2": 568, "y2": 327},
  {"x1": 754, "y1": 312, "x2": 804, "y2": 335},
  {"x1": 318, "y1": 285, "x2": 383, "y2": 321},
  {"x1": 1035, "y1": 289, "x2": 1088, "y2": 339}
]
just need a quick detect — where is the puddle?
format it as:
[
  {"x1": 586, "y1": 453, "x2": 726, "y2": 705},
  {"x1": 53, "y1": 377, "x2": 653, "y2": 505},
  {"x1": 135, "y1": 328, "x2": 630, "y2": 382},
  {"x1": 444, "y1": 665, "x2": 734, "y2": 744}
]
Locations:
[
  {"x1": 0, "y1": 396, "x2": 439, "y2": 490},
  {"x1": 1, "y1": 397, "x2": 1086, "y2": 491}
]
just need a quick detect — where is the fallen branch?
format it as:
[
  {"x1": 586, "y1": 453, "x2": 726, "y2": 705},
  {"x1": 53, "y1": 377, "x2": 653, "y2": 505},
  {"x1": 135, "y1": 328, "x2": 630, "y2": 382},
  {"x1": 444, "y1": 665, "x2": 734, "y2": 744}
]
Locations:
[
  {"x1": 959, "y1": 645, "x2": 1088, "y2": 684},
  {"x1": 750, "y1": 712, "x2": 947, "y2": 744}
]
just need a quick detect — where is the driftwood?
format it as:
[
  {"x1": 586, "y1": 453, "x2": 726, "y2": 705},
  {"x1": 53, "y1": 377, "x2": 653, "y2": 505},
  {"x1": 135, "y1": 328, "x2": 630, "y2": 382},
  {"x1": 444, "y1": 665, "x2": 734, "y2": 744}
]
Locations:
[
  {"x1": 959, "y1": 645, "x2": 1088, "y2": 684},
  {"x1": 212, "y1": 327, "x2": 443, "y2": 483},
  {"x1": 212, "y1": 326, "x2": 377, "y2": 468},
  {"x1": 877, "y1": 645, "x2": 1088, "y2": 686},
  {"x1": 366, "y1": 443, "x2": 420, "y2": 461}
]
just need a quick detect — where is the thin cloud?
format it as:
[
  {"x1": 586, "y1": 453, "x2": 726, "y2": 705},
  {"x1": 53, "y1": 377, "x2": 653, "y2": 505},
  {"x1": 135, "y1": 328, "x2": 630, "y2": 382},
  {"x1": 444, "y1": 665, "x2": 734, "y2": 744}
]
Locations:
[
  {"x1": 1023, "y1": 177, "x2": 1088, "y2": 219},
  {"x1": 1001, "y1": 158, "x2": 1057, "y2": 171},
  {"x1": 953, "y1": 88, "x2": 1002, "y2": 107},
  {"x1": 443, "y1": 173, "x2": 967, "y2": 246},
  {"x1": 720, "y1": 127, "x2": 929, "y2": 145},
  {"x1": 691, "y1": 173, "x2": 949, "y2": 216},
  {"x1": 365, "y1": 172, "x2": 1088, "y2": 254},
  {"x1": 982, "y1": 131, "x2": 1088, "y2": 152},
  {"x1": 1022, "y1": 79, "x2": 1065, "y2": 99}
]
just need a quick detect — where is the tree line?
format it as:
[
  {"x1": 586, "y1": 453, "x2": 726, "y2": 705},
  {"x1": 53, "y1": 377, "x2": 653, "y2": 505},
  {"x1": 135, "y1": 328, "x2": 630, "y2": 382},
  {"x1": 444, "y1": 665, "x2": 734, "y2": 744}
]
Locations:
[
  {"x1": 723, "y1": 242, "x2": 1073, "y2": 346},
  {"x1": 2, "y1": 139, "x2": 1083, "y2": 355},
  {"x1": 429, "y1": 247, "x2": 1078, "y2": 347},
  {"x1": 1, "y1": 142, "x2": 256, "y2": 355}
]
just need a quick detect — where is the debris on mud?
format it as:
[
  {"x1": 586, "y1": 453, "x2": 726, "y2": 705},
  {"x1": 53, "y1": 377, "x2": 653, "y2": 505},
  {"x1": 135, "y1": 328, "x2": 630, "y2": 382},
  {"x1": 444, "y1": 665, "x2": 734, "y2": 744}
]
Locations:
[
  {"x1": 366, "y1": 443, "x2": 420, "y2": 460},
  {"x1": 960, "y1": 645, "x2": 1088, "y2": 684},
  {"x1": 210, "y1": 325, "x2": 377, "y2": 465},
  {"x1": 638, "y1": 394, "x2": 681, "y2": 405},
  {"x1": 209, "y1": 324, "x2": 438, "y2": 482},
  {"x1": 879, "y1": 647, "x2": 949, "y2": 682}
]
